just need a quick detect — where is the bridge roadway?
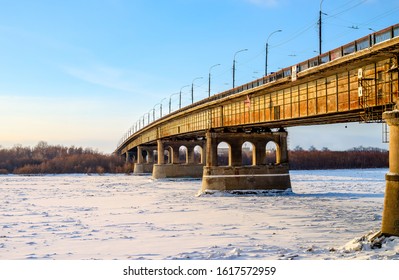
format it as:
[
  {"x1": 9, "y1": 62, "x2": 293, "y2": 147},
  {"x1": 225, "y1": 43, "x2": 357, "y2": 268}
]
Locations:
[{"x1": 117, "y1": 24, "x2": 399, "y2": 236}]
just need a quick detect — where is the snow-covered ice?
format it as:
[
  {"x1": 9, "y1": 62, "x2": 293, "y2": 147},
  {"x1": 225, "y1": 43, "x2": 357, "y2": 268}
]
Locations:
[{"x1": 0, "y1": 169, "x2": 398, "y2": 260}]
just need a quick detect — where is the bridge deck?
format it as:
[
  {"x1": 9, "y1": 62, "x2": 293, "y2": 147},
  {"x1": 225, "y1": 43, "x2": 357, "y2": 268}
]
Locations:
[{"x1": 117, "y1": 24, "x2": 399, "y2": 155}]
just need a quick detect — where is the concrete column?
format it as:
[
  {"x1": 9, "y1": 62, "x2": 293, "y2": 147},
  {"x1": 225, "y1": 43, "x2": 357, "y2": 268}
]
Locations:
[
  {"x1": 278, "y1": 131, "x2": 288, "y2": 164},
  {"x1": 201, "y1": 142, "x2": 207, "y2": 164},
  {"x1": 157, "y1": 140, "x2": 164, "y2": 165},
  {"x1": 381, "y1": 109, "x2": 399, "y2": 236},
  {"x1": 255, "y1": 141, "x2": 266, "y2": 166},
  {"x1": 205, "y1": 131, "x2": 217, "y2": 167},
  {"x1": 230, "y1": 142, "x2": 242, "y2": 166},
  {"x1": 187, "y1": 145, "x2": 196, "y2": 164},
  {"x1": 172, "y1": 146, "x2": 180, "y2": 164},
  {"x1": 137, "y1": 146, "x2": 143, "y2": 164}
]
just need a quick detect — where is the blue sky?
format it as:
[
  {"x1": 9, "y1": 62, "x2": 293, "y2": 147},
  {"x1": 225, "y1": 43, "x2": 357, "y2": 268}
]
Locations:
[{"x1": 0, "y1": 0, "x2": 398, "y2": 153}]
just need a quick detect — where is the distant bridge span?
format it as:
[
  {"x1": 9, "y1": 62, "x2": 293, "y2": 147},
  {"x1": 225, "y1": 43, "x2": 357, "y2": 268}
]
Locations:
[{"x1": 116, "y1": 24, "x2": 399, "y2": 235}]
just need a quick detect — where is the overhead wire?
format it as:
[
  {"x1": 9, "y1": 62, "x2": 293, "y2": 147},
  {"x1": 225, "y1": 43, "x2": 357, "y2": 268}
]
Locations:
[{"x1": 174, "y1": 0, "x2": 398, "y2": 101}]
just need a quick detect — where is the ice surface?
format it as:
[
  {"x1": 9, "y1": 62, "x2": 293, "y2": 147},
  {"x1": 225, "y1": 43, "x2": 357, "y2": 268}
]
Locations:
[{"x1": 0, "y1": 169, "x2": 397, "y2": 260}]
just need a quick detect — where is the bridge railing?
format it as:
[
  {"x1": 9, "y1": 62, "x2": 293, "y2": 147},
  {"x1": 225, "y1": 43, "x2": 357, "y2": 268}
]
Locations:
[{"x1": 117, "y1": 23, "x2": 399, "y2": 150}]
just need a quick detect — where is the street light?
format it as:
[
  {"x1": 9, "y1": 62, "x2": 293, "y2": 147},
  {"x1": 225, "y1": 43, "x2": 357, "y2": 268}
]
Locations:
[
  {"x1": 208, "y1": 64, "x2": 220, "y2": 97},
  {"x1": 153, "y1": 98, "x2": 166, "y2": 120},
  {"x1": 144, "y1": 112, "x2": 150, "y2": 125},
  {"x1": 191, "y1": 77, "x2": 203, "y2": 104},
  {"x1": 159, "y1": 98, "x2": 167, "y2": 117},
  {"x1": 179, "y1": 84, "x2": 190, "y2": 109},
  {"x1": 151, "y1": 107, "x2": 157, "y2": 122},
  {"x1": 169, "y1": 92, "x2": 179, "y2": 114},
  {"x1": 135, "y1": 120, "x2": 140, "y2": 132},
  {"x1": 232, "y1": 48, "x2": 248, "y2": 88},
  {"x1": 265, "y1": 30, "x2": 282, "y2": 76}
]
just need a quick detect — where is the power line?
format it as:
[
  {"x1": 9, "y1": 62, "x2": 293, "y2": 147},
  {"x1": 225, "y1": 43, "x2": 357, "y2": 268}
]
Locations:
[{"x1": 326, "y1": 0, "x2": 367, "y2": 19}]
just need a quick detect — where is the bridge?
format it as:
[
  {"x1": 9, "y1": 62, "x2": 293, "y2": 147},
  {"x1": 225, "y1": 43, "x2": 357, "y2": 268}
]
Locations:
[{"x1": 116, "y1": 24, "x2": 399, "y2": 235}]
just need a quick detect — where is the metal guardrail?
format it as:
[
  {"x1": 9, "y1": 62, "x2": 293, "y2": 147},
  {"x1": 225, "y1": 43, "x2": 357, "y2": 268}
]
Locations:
[{"x1": 117, "y1": 23, "x2": 399, "y2": 149}]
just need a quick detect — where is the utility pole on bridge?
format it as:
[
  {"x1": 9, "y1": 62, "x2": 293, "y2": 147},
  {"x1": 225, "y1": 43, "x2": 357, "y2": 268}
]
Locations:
[{"x1": 318, "y1": 0, "x2": 325, "y2": 55}]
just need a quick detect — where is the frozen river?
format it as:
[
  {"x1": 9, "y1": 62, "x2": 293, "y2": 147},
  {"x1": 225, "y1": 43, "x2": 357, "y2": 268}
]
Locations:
[{"x1": 1, "y1": 169, "x2": 398, "y2": 260}]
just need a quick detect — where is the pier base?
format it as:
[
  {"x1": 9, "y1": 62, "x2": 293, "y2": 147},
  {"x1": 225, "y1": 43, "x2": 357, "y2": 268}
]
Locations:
[
  {"x1": 153, "y1": 164, "x2": 204, "y2": 179},
  {"x1": 133, "y1": 163, "x2": 153, "y2": 174},
  {"x1": 201, "y1": 164, "x2": 291, "y2": 192}
]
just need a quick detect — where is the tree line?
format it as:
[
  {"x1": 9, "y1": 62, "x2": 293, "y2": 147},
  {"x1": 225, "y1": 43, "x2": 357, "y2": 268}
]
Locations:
[
  {"x1": 237, "y1": 145, "x2": 388, "y2": 169},
  {"x1": 288, "y1": 146, "x2": 388, "y2": 170},
  {"x1": 0, "y1": 142, "x2": 389, "y2": 175},
  {"x1": 0, "y1": 141, "x2": 129, "y2": 175}
]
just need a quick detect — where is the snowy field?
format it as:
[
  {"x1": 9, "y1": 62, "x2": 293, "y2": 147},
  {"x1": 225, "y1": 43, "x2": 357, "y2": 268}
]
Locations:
[{"x1": 1, "y1": 169, "x2": 398, "y2": 260}]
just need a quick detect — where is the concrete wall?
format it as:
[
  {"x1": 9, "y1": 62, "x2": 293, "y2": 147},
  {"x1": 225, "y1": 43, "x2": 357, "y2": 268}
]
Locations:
[{"x1": 153, "y1": 164, "x2": 204, "y2": 179}]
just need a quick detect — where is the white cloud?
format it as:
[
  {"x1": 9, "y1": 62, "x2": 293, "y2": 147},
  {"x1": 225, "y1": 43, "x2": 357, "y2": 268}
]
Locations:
[{"x1": 64, "y1": 64, "x2": 138, "y2": 93}]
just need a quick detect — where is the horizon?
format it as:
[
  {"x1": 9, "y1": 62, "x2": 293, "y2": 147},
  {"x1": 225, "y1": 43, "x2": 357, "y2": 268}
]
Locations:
[{"x1": 1, "y1": 0, "x2": 398, "y2": 153}]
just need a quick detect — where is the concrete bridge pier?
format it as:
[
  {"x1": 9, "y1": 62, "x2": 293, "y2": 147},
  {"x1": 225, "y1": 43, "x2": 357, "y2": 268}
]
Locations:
[
  {"x1": 201, "y1": 129, "x2": 291, "y2": 192},
  {"x1": 152, "y1": 139, "x2": 205, "y2": 179},
  {"x1": 133, "y1": 145, "x2": 156, "y2": 174},
  {"x1": 381, "y1": 108, "x2": 399, "y2": 236}
]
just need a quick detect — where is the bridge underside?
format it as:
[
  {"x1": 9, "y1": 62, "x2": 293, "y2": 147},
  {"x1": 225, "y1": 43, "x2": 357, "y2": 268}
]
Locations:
[{"x1": 125, "y1": 128, "x2": 292, "y2": 193}]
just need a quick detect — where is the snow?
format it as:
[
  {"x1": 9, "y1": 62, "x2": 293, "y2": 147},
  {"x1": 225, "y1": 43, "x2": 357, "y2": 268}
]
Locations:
[{"x1": 0, "y1": 169, "x2": 398, "y2": 260}]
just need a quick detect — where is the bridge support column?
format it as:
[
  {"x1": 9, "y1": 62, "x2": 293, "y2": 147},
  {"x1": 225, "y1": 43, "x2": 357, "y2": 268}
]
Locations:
[
  {"x1": 381, "y1": 109, "x2": 399, "y2": 236},
  {"x1": 153, "y1": 139, "x2": 205, "y2": 179},
  {"x1": 157, "y1": 140, "x2": 164, "y2": 165},
  {"x1": 201, "y1": 129, "x2": 291, "y2": 193}
]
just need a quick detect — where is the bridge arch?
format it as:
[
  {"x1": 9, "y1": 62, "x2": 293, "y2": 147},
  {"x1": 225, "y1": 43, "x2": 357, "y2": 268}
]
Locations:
[
  {"x1": 179, "y1": 145, "x2": 188, "y2": 163},
  {"x1": 148, "y1": 149, "x2": 157, "y2": 164},
  {"x1": 194, "y1": 145, "x2": 203, "y2": 164},
  {"x1": 217, "y1": 141, "x2": 231, "y2": 166},
  {"x1": 265, "y1": 141, "x2": 280, "y2": 165},
  {"x1": 242, "y1": 141, "x2": 255, "y2": 166},
  {"x1": 140, "y1": 149, "x2": 148, "y2": 163},
  {"x1": 164, "y1": 146, "x2": 173, "y2": 164},
  {"x1": 162, "y1": 148, "x2": 170, "y2": 164}
]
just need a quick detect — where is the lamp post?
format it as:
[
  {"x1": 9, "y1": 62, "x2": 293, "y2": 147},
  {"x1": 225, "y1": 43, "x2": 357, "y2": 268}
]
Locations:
[
  {"x1": 159, "y1": 98, "x2": 167, "y2": 117},
  {"x1": 179, "y1": 84, "x2": 190, "y2": 109},
  {"x1": 169, "y1": 92, "x2": 179, "y2": 114},
  {"x1": 232, "y1": 48, "x2": 248, "y2": 88},
  {"x1": 208, "y1": 64, "x2": 220, "y2": 97},
  {"x1": 144, "y1": 112, "x2": 150, "y2": 125},
  {"x1": 151, "y1": 107, "x2": 156, "y2": 122},
  {"x1": 265, "y1": 29, "x2": 282, "y2": 76},
  {"x1": 191, "y1": 77, "x2": 203, "y2": 104},
  {"x1": 153, "y1": 98, "x2": 166, "y2": 120}
]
